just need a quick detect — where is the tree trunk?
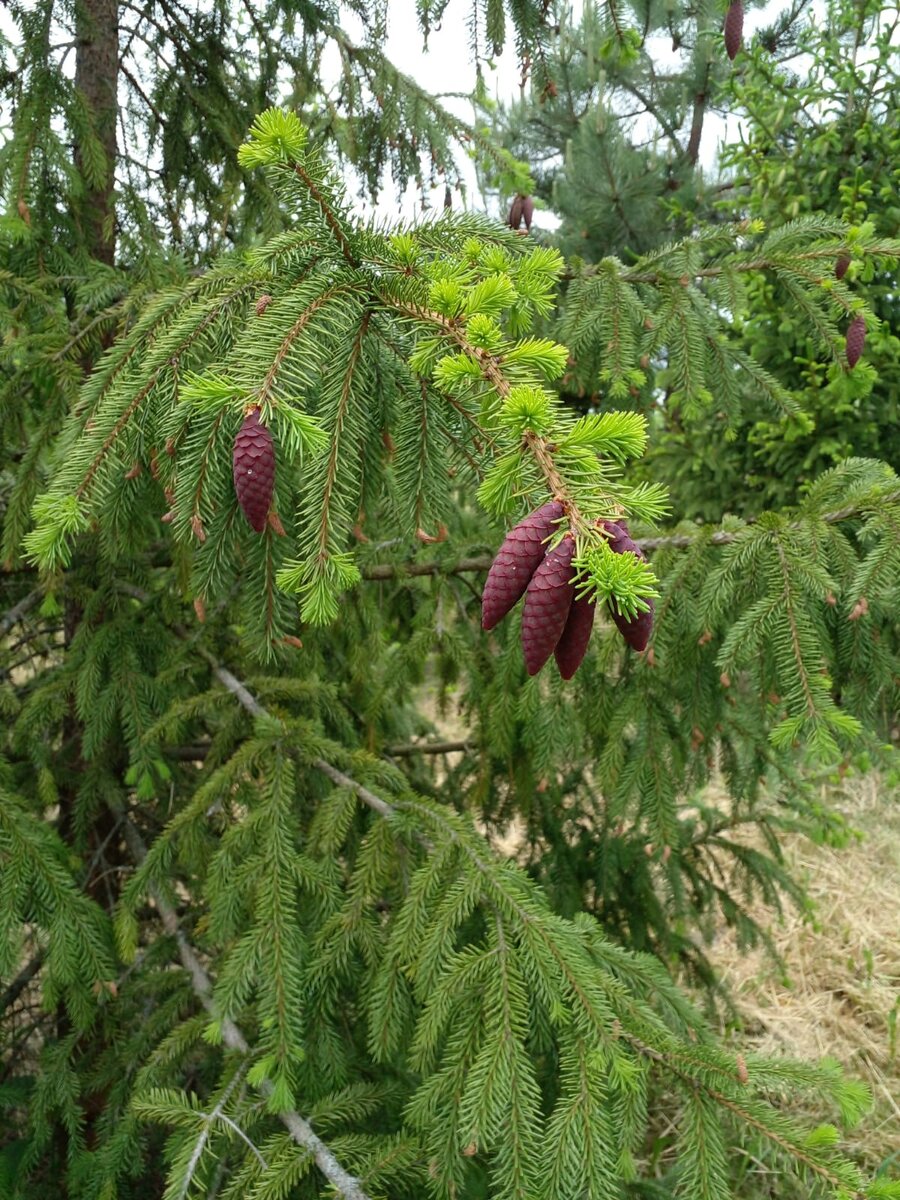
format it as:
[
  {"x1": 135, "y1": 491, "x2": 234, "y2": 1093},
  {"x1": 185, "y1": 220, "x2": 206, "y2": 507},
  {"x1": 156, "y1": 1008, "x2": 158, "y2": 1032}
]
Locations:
[{"x1": 74, "y1": 0, "x2": 119, "y2": 265}]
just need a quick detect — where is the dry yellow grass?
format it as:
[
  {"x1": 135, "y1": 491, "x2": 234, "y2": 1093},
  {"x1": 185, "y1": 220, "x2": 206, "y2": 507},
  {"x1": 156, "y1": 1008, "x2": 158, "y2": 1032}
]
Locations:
[{"x1": 706, "y1": 772, "x2": 900, "y2": 1170}]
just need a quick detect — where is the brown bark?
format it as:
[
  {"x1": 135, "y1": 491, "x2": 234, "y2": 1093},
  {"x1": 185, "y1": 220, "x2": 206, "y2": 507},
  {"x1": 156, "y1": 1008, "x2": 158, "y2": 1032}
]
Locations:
[{"x1": 74, "y1": 0, "x2": 119, "y2": 264}]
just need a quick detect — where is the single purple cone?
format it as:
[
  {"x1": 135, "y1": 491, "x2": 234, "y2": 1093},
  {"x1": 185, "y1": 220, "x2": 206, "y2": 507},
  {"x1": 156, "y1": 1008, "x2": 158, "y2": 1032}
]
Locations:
[
  {"x1": 600, "y1": 518, "x2": 654, "y2": 652},
  {"x1": 845, "y1": 315, "x2": 866, "y2": 369},
  {"x1": 521, "y1": 536, "x2": 576, "y2": 676},
  {"x1": 233, "y1": 407, "x2": 275, "y2": 532},
  {"x1": 507, "y1": 196, "x2": 524, "y2": 231},
  {"x1": 724, "y1": 0, "x2": 743, "y2": 60},
  {"x1": 482, "y1": 500, "x2": 564, "y2": 631},
  {"x1": 608, "y1": 597, "x2": 654, "y2": 653},
  {"x1": 835, "y1": 253, "x2": 851, "y2": 281},
  {"x1": 554, "y1": 592, "x2": 595, "y2": 679}
]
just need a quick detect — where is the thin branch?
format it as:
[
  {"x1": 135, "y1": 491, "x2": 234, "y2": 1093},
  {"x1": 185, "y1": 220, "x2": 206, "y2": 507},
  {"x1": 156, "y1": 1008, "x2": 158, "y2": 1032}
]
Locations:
[
  {"x1": 355, "y1": 487, "x2": 900, "y2": 579},
  {"x1": 384, "y1": 739, "x2": 474, "y2": 757},
  {"x1": 0, "y1": 590, "x2": 42, "y2": 638},
  {"x1": 0, "y1": 951, "x2": 45, "y2": 1014}
]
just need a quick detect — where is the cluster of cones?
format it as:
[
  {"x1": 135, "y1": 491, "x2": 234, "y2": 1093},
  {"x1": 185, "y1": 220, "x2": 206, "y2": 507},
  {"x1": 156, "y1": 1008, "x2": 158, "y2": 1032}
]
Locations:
[{"x1": 481, "y1": 501, "x2": 654, "y2": 680}]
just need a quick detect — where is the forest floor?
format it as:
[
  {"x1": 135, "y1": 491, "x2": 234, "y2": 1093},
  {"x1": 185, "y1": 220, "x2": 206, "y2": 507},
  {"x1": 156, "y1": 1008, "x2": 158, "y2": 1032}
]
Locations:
[{"x1": 705, "y1": 769, "x2": 900, "y2": 1176}]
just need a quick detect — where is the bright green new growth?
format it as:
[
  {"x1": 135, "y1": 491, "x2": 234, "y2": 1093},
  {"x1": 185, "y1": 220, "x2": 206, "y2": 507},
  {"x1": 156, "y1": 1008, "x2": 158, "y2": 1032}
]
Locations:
[{"x1": 25, "y1": 108, "x2": 666, "y2": 637}]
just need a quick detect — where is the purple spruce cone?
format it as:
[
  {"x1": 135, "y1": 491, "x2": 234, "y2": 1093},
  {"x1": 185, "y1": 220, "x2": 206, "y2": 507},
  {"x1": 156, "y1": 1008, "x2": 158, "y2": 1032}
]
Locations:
[
  {"x1": 233, "y1": 407, "x2": 275, "y2": 532},
  {"x1": 482, "y1": 501, "x2": 564, "y2": 631},
  {"x1": 521, "y1": 535, "x2": 576, "y2": 676}
]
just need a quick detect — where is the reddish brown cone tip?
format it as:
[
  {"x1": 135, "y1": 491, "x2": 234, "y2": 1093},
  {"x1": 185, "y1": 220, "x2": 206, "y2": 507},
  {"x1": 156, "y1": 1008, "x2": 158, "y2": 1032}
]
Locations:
[
  {"x1": 233, "y1": 407, "x2": 275, "y2": 532},
  {"x1": 724, "y1": 0, "x2": 743, "y2": 59},
  {"x1": 609, "y1": 597, "x2": 654, "y2": 652},
  {"x1": 554, "y1": 592, "x2": 595, "y2": 679},
  {"x1": 845, "y1": 315, "x2": 865, "y2": 369},
  {"x1": 507, "y1": 196, "x2": 524, "y2": 231},
  {"x1": 835, "y1": 253, "x2": 851, "y2": 281},
  {"x1": 482, "y1": 500, "x2": 564, "y2": 631},
  {"x1": 521, "y1": 536, "x2": 576, "y2": 676}
]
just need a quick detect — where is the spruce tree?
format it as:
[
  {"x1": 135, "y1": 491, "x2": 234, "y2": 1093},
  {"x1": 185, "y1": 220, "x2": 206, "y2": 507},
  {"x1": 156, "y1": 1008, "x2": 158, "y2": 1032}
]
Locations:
[{"x1": 2, "y1": 3, "x2": 899, "y2": 1199}]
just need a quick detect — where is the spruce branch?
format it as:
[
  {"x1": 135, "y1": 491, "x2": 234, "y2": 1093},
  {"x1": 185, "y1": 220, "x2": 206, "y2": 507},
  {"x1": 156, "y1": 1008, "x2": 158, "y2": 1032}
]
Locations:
[
  {"x1": 117, "y1": 814, "x2": 376, "y2": 1200},
  {"x1": 290, "y1": 164, "x2": 358, "y2": 268}
]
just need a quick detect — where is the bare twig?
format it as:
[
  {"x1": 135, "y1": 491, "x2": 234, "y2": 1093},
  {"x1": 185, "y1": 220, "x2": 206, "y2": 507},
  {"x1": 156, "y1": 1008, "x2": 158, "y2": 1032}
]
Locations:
[{"x1": 0, "y1": 590, "x2": 42, "y2": 638}]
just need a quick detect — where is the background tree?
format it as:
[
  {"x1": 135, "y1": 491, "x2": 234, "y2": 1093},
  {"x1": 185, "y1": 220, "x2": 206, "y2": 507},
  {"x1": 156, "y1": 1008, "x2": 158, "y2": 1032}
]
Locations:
[{"x1": 2, "y1": 3, "x2": 899, "y2": 1200}]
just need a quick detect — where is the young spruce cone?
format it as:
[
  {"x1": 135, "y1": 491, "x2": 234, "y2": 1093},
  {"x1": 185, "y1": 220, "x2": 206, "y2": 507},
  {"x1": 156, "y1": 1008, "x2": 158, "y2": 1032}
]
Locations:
[
  {"x1": 835, "y1": 253, "x2": 851, "y2": 281},
  {"x1": 482, "y1": 500, "x2": 564, "y2": 631},
  {"x1": 521, "y1": 196, "x2": 534, "y2": 232},
  {"x1": 233, "y1": 407, "x2": 275, "y2": 532},
  {"x1": 724, "y1": 0, "x2": 743, "y2": 59},
  {"x1": 845, "y1": 315, "x2": 866, "y2": 369},
  {"x1": 521, "y1": 535, "x2": 576, "y2": 676},
  {"x1": 601, "y1": 519, "x2": 654, "y2": 652},
  {"x1": 554, "y1": 592, "x2": 595, "y2": 680},
  {"x1": 507, "y1": 195, "x2": 524, "y2": 231}
]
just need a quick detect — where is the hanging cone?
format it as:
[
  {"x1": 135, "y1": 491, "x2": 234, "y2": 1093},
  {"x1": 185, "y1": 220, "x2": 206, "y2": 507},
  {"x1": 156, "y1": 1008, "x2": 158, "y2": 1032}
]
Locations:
[
  {"x1": 521, "y1": 535, "x2": 576, "y2": 675},
  {"x1": 554, "y1": 592, "x2": 595, "y2": 679},
  {"x1": 233, "y1": 407, "x2": 275, "y2": 532},
  {"x1": 608, "y1": 597, "x2": 654, "y2": 652},
  {"x1": 482, "y1": 500, "x2": 564, "y2": 630},
  {"x1": 600, "y1": 519, "x2": 654, "y2": 651},
  {"x1": 507, "y1": 195, "x2": 524, "y2": 230},
  {"x1": 835, "y1": 253, "x2": 851, "y2": 280},
  {"x1": 845, "y1": 315, "x2": 865, "y2": 368},
  {"x1": 724, "y1": 0, "x2": 743, "y2": 59}
]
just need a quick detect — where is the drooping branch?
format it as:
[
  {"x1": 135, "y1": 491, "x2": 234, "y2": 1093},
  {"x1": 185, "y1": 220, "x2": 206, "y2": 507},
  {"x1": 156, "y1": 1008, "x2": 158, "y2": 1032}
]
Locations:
[{"x1": 117, "y1": 815, "x2": 376, "y2": 1200}]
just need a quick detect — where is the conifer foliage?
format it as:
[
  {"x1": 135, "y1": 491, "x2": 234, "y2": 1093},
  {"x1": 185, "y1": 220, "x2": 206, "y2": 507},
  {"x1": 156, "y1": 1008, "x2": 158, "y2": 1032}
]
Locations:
[{"x1": 3, "y1": 4, "x2": 900, "y2": 1200}]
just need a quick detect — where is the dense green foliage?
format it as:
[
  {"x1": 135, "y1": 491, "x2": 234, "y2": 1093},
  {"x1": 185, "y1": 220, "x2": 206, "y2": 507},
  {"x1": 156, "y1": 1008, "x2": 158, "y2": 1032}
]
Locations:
[{"x1": 2, "y1": 3, "x2": 899, "y2": 1199}]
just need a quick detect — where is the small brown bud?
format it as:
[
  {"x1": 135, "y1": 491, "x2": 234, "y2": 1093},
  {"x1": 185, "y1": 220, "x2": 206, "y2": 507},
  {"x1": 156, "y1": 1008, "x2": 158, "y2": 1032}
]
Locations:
[
  {"x1": 256, "y1": 294, "x2": 273, "y2": 317},
  {"x1": 165, "y1": 438, "x2": 176, "y2": 457},
  {"x1": 736, "y1": 1054, "x2": 749, "y2": 1085},
  {"x1": 848, "y1": 596, "x2": 868, "y2": 621},
  {"x1": 416, "y1": 524, "x2": 448, "y2": 544},
  {"x1": 193, "y1": 596, "x2": 206, "y2": 623},
  {"x1": 720, "y1": 671, "x2": 731, "y2": 688},
  {"x1": 124, "y1": 462, "x2": 142, "y2": 480},
  {"x1": 462, "y1": 1142, "x2": 478, "y2": 1157},
  {"x1": 191, "y1": 514, "x2": 207, "y2": 543},
  {"x1": 281, "y1": 635, "x2": 304, "y2": 649},
  {"x1": 160, "y1": 510, "x2": 174, "y2": 524},
  {"x1": 698, "y1": 629, "x2": 713, "y2": 646},
  {"x1": 825, "y1": 591, "x2": 837, "y2": 606}
]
